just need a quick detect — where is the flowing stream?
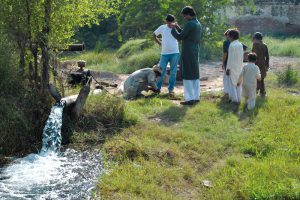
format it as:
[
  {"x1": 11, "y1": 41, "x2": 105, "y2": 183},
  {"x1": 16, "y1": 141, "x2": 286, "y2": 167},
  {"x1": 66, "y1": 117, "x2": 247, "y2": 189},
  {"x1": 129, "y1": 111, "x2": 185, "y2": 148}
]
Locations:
[{"x1": 0, "y1": 103, "x2": 103, "y2": 199}]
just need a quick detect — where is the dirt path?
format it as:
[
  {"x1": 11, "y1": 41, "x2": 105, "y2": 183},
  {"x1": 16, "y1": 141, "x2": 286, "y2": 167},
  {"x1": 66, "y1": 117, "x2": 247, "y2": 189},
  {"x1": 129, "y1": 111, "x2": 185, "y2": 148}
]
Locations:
[{"x1": 62, "y1": 56, "x2": 300, "y2": 95}]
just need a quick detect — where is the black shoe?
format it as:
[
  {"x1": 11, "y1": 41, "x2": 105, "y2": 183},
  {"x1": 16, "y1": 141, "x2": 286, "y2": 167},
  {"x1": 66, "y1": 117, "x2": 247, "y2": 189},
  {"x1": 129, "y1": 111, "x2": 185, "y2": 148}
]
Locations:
[
  {"x1": 192, "y1": 100, "x2": 200, "y2": 104},
  {"x1": 180, "y1": 100, "x2": 194, "y2": 105},
  {"x1": 260, "y1": 93, "x2": 266, "y2": 97}
]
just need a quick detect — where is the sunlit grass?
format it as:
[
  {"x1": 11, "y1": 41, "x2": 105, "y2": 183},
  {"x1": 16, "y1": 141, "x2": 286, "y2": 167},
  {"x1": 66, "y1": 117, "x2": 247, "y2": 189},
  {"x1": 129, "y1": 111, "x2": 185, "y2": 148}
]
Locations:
[
  {"x1": 240, "y1": 35, "x2": 300, "y2": 57},
  {"x1": 88, "y1": 73, "x2": 300, "y2": 199}
]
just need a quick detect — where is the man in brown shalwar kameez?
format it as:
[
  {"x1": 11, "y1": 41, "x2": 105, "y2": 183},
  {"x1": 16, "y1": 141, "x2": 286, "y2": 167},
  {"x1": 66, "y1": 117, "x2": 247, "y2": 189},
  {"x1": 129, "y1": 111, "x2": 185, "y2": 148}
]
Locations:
[{"x1": 252, "y1": 32, "x2": 269, "y2": 96}]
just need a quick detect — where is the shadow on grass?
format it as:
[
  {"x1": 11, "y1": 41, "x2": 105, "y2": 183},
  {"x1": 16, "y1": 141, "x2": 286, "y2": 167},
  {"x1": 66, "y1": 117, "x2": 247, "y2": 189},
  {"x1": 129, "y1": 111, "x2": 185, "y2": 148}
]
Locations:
[
  {"x1": 142, "y1": 91, "x2": 188, "y2": 126},
  {"x1": 216, "y1": 94, "x2": 236, "y2": 115},
  {"x1": 216, "y1": 93, "x2": 268, "y2": 121},
  {"x1": 149, "y1": 105, "x2": 188, "y2": 126}
]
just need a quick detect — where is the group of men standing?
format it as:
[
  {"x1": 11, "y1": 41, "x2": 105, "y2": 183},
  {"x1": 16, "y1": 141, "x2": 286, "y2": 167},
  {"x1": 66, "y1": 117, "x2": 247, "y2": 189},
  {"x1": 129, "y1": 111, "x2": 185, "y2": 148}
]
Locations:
[
  {"x1": 222, "y1": 29, "x2": 269, "y2": 110},
  {"x1": 122, "y1": 5, "x2": 269, "y2": 110},
  {"x1": 123, "y1": 6, "x2": 201, "y2": 105}
]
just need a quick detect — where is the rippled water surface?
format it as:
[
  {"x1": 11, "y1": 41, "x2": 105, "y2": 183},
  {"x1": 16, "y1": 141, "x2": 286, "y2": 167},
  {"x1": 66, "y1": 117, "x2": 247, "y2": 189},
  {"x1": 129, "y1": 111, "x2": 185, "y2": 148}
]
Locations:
[
  {"x1": 0, "y1": 103, "x2": 103, "y2": 199},
  {"x1": 0, "y1": 150, "x2": 103, "y2": 199}
]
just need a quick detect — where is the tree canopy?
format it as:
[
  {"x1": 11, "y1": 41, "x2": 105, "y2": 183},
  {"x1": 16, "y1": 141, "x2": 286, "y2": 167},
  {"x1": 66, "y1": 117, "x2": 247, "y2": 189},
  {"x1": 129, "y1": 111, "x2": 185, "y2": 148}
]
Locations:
[{"x1": 0, "y1": 0, "x2": 118, "y2": 91}]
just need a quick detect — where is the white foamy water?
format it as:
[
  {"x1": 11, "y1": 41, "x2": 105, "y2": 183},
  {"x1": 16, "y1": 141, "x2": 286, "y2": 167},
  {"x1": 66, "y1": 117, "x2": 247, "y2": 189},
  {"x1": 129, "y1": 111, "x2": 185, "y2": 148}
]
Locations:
[{"x1": 0, "y1": 103, "x2": 103, "y2": 199}]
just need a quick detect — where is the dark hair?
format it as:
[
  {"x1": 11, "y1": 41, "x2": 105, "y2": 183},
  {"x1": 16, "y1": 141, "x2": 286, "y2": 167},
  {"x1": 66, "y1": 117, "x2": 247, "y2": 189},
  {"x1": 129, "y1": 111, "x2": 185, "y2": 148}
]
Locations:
[
  {"x1": 248, "y1": 52, "x2": 257, "y2": 62},
  {"x1": 253, "y1": 32, "x2": 263, "y2": 40},
  {"x1": 166, "y1": 14, "x2": 175, "y2": 22},
  {"x1": 224, "y1": 29, "x2": 231, "y2": 36},
  {"x1": 181, "y1": 6, "x2": 196, "y2": 17},
  {"x1": 228, "y1": 29, "x2": 240, "y2": 40}
]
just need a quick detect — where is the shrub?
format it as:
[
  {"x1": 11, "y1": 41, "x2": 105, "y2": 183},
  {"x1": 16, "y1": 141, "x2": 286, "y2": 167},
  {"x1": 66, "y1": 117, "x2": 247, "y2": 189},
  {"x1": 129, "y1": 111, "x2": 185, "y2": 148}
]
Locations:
[
  {"x1": 120, "y1": 47, "x2": 160, "y2": 73},
  {"x1": 264, "y1": 37, "x2": 300, "y2": 57},
  {"x1": 116, "y1": 39, "x2": 154, "y2": 58},
  {"x1": 74, "y1": 93, "x2": 137, "y2": 134},
  {"x1": 277, "y1": 65, "x2": 299, "y2": 86}
]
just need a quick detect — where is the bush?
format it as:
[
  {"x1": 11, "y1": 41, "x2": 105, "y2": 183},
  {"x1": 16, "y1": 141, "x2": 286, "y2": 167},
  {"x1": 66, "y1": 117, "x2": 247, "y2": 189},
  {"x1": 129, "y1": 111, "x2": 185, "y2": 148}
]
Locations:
[
  {"x1": 0, "y1": 37, "x2": 20, "y2": 96},
  {"x1": 120, "y1": 47, "x2": 160, "y2": 73},
  {"x1": 117, "y1": 39, "x2": 154, "y2": 58},
  {"x1": 264, "y1": 37, "x2": 300, "y2": 57},
  {"x1": 74, "y1": 93, "x2": 137, "y2": 134},
  {"x1": 0, "y1": 36, "x2": 34, "y2": 155},
  {"x1": 240, "y1": 35, "x2": 300, "y2": 57},
  {"x1": 200, "y1": 41, "x2": 223, "y2": 61},
  {"x1": 277, "y1": 65, "x2": 299, "y2": 86}
]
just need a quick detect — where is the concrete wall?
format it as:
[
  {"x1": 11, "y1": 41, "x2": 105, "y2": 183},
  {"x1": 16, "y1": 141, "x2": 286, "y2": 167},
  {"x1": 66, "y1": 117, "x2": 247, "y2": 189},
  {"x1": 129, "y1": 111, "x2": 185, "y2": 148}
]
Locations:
[{"x1": 227, "y1": 0, "x2": 300, "y2": 35}]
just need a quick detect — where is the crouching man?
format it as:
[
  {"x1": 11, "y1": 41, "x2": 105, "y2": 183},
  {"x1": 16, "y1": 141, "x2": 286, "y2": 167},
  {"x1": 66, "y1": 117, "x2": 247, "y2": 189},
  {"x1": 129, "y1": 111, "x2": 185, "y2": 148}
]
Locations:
[{"x1": 122, "y1": 65, "x2": 162, "y2": 100}]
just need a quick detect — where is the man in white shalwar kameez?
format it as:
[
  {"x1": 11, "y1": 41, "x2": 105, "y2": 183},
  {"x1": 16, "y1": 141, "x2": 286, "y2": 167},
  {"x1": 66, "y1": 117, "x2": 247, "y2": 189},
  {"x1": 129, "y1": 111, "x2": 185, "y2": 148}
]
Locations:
[
  {"x1": 237, "y1": 53, "x2": 261, "y2": 110},
  {"x1": 226, "y1": 30, "x2": 244, "y2": 104}
]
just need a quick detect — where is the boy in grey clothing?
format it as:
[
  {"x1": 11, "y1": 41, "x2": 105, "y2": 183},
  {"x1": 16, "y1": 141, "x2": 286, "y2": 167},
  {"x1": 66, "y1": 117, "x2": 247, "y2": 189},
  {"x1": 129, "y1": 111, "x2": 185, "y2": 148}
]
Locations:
[{"x1": 237, "y1": 53, "x2": 261, "y2": 110}]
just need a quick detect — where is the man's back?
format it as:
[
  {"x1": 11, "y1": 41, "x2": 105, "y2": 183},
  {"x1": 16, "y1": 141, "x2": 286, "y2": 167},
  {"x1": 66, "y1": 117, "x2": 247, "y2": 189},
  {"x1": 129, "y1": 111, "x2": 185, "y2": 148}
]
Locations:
[
  {"x1": 154, "y1": 24, "x2": 179, "y2": 55},
  {"x1": 124, "y1": 68, "x2": 153, "y2": 88},
  {"x1": 227, "y1": 40, "x2": 244, "y2": 85},
  {"x1": 252, "y1": 41, "x2": 269, "y2": 78}
]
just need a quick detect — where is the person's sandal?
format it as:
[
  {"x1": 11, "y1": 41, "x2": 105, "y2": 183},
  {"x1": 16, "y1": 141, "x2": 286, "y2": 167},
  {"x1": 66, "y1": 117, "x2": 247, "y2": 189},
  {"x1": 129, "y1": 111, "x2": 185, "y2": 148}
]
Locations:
[{"x1": 180, "y1": 100, "x2": 194, "y2": 105}]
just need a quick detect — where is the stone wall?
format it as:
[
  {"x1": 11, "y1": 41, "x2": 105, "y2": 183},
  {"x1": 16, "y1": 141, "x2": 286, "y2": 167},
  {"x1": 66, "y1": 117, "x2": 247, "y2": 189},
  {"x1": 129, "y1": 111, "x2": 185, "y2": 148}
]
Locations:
[{"x1": 227, "y1": 0, "x2": 300, "y2": 35}]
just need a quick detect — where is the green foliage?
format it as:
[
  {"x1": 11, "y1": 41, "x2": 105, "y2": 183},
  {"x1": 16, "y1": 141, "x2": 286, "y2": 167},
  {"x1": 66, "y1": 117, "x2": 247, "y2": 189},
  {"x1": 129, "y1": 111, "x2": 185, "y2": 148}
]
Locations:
[
  {"x1": 70, "y1": 93, "x2": 137, "y2": 145},
  {"x1": 277, "y1": 65, "x2": 299, "y2": 86},
  {"x1": 116, "y1": 39, "x2": 154, "y2": 58},
  {"x1": 94, "y1": 84, "x2": 300, "y2": 199},
  {"x1": 64, "y1": 39, "x2": 160, "y2": 74},
  {"x1": 0, "y1": 98, "x2": 31, "y2": 155},
  {"x1": 118, "y1": 0, "x2": 233, "y2": 43},
  {"x1": 121, "y1": 47, "x2": 160, "y2": 73},
  {"x1": 0, "y1": 36, "x2": 32, "y2": 155},
  {"x1": 0, "y1": 36, "x2": 20, "y2": 95},
  {"x1": 0, "y1": 0, "x2": 118, "y2": 47},
  {"x1": 264, "y1": 37, "x2": 300, "y2": 57},
  {"x1": 240, "y1": 35, "x2": 300, "y2": 57}
]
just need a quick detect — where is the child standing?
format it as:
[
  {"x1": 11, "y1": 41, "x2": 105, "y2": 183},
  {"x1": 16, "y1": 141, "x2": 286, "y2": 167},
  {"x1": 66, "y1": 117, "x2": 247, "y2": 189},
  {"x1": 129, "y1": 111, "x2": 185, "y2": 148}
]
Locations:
[
  {"x1": 252, "y1": 32, "x2": 269, "y2": 96},
  {"x1": 237, "y1": 53, "x2": 261, "y2": 110}
]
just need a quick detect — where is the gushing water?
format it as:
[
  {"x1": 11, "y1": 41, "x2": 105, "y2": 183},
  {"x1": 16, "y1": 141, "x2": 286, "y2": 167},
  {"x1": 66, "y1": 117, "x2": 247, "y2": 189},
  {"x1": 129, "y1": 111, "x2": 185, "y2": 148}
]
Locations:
[
  {"x1": 40, "y1": 103, "x2": 64, "y2": 154},
  {"x1": 0, "y1": 102, "x2": 103, "y2": 199}
]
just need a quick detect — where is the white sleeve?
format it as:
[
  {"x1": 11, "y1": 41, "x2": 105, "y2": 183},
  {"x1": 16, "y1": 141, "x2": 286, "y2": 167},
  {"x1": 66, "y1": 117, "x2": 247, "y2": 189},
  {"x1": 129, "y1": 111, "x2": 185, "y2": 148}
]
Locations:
[
  {"x1": 226, "y1": 44, "x2": 234, "y2": 70},
  {"x1": 154, "y1": 25, "x2": 163, "y2": 36}
]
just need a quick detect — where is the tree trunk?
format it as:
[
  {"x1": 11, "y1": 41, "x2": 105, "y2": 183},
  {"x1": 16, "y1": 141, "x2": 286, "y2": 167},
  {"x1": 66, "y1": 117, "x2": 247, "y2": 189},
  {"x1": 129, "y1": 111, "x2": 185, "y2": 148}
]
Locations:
[
  {"x1": 33, "y1": 48, "x2": 38, "y2": 83},
  {"x1": 40, "y1": 0, "x2": 51, "y2": 93},
  {"x1": 18, "y1": 43, "x2": 26, "y2": 74}
]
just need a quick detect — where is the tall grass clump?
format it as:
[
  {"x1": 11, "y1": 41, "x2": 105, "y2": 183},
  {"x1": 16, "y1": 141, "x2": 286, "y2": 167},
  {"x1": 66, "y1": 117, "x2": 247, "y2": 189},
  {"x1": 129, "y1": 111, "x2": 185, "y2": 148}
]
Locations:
[
  {"x1": 264, "y1": 36, "x2": 300, "y2": 57},
  {"x1": 200, "y1": 41, "x2": 223, "y2": 61},
  {"x1": 70, "y1": 93, "x2": 137, "y2": 145},
  {"x1": 62, "y1": 51, "x2": 121, "y2": 73},
  {"x1": 277, "y1": 65, "x2": 299, "y2": 86},
  {"x1": 240, "y1": 35, "x2": 300, "y2": 57},
  {"x1": 116, "y1": 39, "x2": 154, "y2": 58},
  {"x1": 121, "y1": 47, "x2": 160, "y2": 73}
]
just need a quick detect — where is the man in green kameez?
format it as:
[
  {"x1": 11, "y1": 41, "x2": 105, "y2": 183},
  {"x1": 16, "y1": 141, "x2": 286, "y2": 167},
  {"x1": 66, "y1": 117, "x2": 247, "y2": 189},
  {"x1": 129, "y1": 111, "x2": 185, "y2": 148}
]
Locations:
[{"x1": 171, "y1": 6, "x2": 201, "y2": 105}]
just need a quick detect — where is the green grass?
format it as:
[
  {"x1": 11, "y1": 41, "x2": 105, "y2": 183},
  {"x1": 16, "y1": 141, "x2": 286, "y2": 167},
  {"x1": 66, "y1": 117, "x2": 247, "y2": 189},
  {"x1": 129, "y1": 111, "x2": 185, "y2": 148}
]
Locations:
[
  {"x1": 64, "y1": 36, "x2": 300, "y2": 77},
  {"x1": 78, "y1": 72, "x2": 299, "y2": 199},
  {"x1": 277, "y1": 65, "x2": 299, "y2": 86},
  {"x1": 240, "y1": 36, "x2": 300, "y2": 57},
  {"x1": 265, "y1": 37, "x2": 300, "y2": 57},
  {"x1": 116, "y1": 39, "x2": 154, "y2": 58},
  {"x1": 62, "y1": 51, "x2": 122, "y2": 73},
  {"x1": 63, "y1": 39, "x2": 160, "y2": 74}
]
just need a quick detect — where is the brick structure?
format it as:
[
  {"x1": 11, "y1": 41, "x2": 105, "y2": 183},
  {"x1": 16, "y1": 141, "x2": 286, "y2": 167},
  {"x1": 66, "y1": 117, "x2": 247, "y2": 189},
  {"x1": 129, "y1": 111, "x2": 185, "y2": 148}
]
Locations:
[{"x1": 227, "y1": 0, "x2": 300, "y2": 35}]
